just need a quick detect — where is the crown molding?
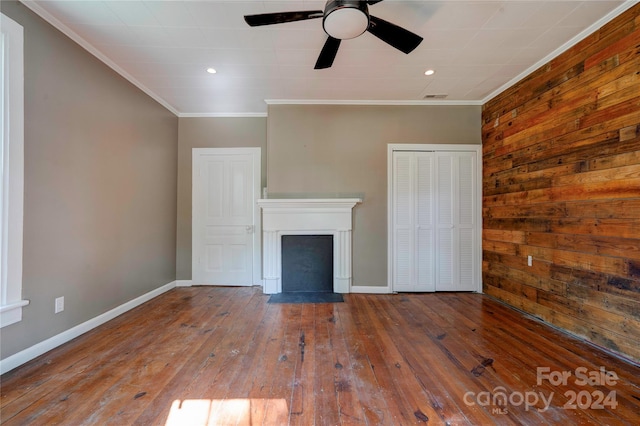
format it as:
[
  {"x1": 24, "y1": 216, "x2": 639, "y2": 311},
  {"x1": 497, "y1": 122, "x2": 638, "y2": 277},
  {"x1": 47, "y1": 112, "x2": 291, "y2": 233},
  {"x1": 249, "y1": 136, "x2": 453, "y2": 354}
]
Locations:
[
  {"x1": 482, "y1": 0, "x2": 640, "y2": 105},
  {"x1": 19, "y1": 0, "x2": 180, "y2": 117},
  {"x1": 179, "y1": 112, "x2": 268, "y2": 118},
  {"x1": 265, "y1": 99, "x2": 483, "y2": 107}
]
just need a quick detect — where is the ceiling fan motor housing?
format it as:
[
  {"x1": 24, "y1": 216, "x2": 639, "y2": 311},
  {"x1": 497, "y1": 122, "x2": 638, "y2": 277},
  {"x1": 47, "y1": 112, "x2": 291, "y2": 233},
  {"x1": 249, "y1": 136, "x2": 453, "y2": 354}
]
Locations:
[{"x1": 323, "y1": 0, "x2": 370, "y2": 40}]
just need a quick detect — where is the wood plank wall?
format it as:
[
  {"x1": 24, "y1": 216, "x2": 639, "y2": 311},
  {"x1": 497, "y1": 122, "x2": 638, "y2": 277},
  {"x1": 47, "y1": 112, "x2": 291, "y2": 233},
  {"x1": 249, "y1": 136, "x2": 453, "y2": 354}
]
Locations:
[{"x1": 481, "y1": 4, "x2": 640, "y2": 363}]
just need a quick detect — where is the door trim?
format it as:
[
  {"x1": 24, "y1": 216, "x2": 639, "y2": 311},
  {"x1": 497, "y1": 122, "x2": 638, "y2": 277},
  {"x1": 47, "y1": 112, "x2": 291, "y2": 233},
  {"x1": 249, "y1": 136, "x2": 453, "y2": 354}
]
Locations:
[
  {"x1": 387, "y1": 144, "x2": 483, "y2": 293},
  {"x1": 192, "y1": 147, "x2": 262, "y2": 287}
]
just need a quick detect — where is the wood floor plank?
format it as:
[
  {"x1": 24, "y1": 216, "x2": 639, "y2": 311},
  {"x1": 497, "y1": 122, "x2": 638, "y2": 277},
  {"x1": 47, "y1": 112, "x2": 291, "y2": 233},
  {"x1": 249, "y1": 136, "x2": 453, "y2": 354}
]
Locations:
[
  {"x1": 313, "y1": 304, "x2": 341, "y2": 426},
  {"x1": 2, "y1": 287, "x2": 639, "y2": 426},
  {"x1": 366, "y1": 295, "x2": 489, "y2": 425},
  {"x1": 2, "y1": 288, "x2": 229, "y2": 425},
  {"x1": 227, "y1": 301, "x2": 284, "y2": 425},
  {"x1": 223, "y1": 302, "x2": 283, "y2": 425},
  {"x1": 351, "y1": 295, "x2": 436, "y2": 425},
  {"x1": 378, "y1": 295, "x2": 495, "y2": 424},
  {"x1": 405, "y1": 294, "x2": 572, "y2": 425},
  {"x1": 370, "y1": 295, "x2": 465, "y2": 423},
  {"x1": 289, "y1": 303, "x2": 317, "y2": 426},
  {"x1": 160, "y1": 288, "x2": 268, "y2": 424},
  {"x1": 450, "y1": 294, "x2": 640, "y2": 425},
  {"x1": 202, "y1": 296, "x2": 274, "y2": 425},
  {"x1": 335, "y1": 297, "x2": 394, "y2": 425},
  {"x1": 262, "y1": 304, "x2": 302, "y2": 425},
  {"x1": 84, "y1": 288, "x2": 241, "y2": 425},
  {"x1": 456, "y1": 294, "x2": 624, "y2": 425},
  {"x1": 0, "y1": 289, "x2": 189, "y2": 412},
  {"x1": 131, "y1": 287, "x2": 259, "y2": 425},
  {"x1": 326, "y1": 303, "x2": 366, "y2": 425}
]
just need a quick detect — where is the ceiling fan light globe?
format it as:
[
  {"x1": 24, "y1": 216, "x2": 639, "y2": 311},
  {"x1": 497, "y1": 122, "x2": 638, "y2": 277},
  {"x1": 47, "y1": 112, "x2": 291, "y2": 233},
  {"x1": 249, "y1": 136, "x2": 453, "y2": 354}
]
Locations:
[{"x1": 323, "y1": 7, "x2": 369, "y2": 40}]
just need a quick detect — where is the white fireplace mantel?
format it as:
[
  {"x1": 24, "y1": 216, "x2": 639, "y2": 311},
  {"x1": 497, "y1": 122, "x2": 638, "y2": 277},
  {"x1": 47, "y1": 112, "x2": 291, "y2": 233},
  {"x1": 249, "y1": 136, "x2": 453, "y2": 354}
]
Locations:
[{"x1": 257, "y1": 198, "x2": 361, "y2": 294}]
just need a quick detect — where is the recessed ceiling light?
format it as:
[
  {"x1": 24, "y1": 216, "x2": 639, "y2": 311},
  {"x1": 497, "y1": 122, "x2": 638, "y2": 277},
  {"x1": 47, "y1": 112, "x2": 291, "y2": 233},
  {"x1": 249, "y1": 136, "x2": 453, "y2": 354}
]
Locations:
[
  {"x1": 424, "y1": 69, "x2": 435, "y2": 76},
  {"x1": 206, "y1": 68, "x2": 217, "y2": 74}
]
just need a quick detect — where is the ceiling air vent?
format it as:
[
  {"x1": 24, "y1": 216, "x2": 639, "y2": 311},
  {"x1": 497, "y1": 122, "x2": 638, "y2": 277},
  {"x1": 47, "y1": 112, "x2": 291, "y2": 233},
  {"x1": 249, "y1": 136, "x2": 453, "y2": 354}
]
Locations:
[{"x1": 423, "y1": 94, "x2": 448, "y2": 99}]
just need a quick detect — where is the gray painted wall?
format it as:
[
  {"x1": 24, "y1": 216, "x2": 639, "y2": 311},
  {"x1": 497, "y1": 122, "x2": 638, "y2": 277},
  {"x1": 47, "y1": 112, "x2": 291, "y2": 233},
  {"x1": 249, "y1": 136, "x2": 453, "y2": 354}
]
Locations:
[
  {"x1": 176, "y1": 117, "x2": 266, "y2": 280},
  {"x1": 267, "y1": 104, "x2": 481, "y2": 288},
  {"x1": 0, "y1": 1, "x2": 178, "y2": 359}
]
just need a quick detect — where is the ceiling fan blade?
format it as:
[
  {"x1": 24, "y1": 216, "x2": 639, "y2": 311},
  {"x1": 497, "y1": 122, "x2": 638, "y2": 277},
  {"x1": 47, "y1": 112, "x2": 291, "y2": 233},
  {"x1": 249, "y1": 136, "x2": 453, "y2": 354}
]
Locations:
[
  {"x1": 367, "y1": 15, "x2": 423, "y2": 54},
  {"x1": 315, "y1": 36, "x2": 341, "y2": 69},
  {"x1": 244, "y1": 10, "x2": 323, "y2": 27}
]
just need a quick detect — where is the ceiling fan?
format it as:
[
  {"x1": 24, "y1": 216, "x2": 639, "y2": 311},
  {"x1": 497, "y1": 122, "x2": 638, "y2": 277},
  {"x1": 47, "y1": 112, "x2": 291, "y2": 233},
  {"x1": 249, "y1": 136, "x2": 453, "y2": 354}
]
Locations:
[{"x1": 244, "y1": 0, "x2": 423, "y2": 69}]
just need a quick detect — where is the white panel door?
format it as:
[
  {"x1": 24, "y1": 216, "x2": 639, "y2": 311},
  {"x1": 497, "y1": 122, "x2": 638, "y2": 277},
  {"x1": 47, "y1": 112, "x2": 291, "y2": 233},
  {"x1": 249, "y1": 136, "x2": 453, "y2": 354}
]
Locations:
[
  {"x1": 192, "y1": 148, "x2": 260, "y2": 286},
  {"x1": 435, "y1": 151, "x2": 477, "y2": 291}
]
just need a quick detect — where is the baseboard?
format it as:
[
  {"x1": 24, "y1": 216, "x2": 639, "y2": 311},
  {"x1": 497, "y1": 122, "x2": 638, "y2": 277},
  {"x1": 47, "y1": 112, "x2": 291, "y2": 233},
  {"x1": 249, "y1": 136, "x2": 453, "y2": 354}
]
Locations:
[
  {"x1": 350, "y1": 285, "x2": 391, "y2": 294},
  {"x1": 0, "y1": 280, "x2": 176, "y2": 375},
  {"x1": 175, "y1": 280, "x2": 193, "y2": 287}
]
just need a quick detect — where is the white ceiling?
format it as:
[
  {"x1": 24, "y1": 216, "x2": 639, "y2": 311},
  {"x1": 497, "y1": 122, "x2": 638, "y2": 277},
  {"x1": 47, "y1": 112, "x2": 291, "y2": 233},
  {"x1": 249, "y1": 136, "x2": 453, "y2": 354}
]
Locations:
[{"x1": 22, "y1": 0, "x2": 636, "y2": 116}]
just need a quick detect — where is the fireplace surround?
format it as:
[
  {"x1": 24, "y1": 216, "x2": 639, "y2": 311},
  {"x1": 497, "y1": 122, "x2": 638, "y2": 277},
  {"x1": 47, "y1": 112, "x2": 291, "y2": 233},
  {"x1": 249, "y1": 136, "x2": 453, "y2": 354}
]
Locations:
[{"x1": 257, "y1": 198, "x2": 361, "y2": 294}]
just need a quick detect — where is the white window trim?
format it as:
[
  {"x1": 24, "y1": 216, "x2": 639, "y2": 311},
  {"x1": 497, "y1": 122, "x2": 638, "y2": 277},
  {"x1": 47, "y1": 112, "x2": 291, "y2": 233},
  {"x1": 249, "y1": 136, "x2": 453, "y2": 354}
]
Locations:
[{"x1": 1, "y1": 13, "x2": 28, "y2": 328}]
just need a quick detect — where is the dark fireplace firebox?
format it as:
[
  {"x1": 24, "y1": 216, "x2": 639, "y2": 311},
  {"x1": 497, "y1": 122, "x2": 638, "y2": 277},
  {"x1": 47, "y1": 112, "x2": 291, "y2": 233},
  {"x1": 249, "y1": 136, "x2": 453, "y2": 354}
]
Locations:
[{"x1": 281, "y1": 235, "x2": 333, "y2": 293}]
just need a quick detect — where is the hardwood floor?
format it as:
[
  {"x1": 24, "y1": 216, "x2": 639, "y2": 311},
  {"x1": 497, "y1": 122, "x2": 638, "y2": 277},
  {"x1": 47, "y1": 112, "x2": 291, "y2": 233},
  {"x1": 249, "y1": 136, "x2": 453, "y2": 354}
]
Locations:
[{"x1": 1, "y1": 287, "x2": 639, "y2": 425}]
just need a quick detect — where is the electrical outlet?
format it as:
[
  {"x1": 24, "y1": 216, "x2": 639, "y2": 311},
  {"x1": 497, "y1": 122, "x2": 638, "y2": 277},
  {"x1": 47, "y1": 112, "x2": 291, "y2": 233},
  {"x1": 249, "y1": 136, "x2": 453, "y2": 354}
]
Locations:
[
  {"x1": 527, "y1": 255, "x2": 533, "y2": 267},
  {"x1": 55, "y1": 296, "x2": 64, "y2": 314}
]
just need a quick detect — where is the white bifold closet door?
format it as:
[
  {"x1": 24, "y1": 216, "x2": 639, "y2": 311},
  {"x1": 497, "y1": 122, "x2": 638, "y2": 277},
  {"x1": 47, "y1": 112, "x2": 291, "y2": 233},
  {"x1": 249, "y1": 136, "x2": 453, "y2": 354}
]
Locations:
[
  {"x1": 392, "y1": 150, "x2": 478, "y2": 292},
  {"x1": 393, "y1": 152, "x2": 436, "y2": 292}
]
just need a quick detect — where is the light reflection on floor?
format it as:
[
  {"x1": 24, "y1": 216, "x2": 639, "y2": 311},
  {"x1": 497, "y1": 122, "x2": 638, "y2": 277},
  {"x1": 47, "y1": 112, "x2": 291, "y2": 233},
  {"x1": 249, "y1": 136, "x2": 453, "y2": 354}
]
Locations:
[{"x1": 165, "y1": 398, "x2": 289, "y2": 426}]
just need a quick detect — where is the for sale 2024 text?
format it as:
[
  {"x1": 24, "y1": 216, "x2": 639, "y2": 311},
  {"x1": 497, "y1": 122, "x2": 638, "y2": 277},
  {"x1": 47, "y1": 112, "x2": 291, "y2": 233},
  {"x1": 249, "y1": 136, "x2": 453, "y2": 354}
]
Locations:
[{"x1": 537, "y1": 366, "x2": 618, "y2": 410}]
